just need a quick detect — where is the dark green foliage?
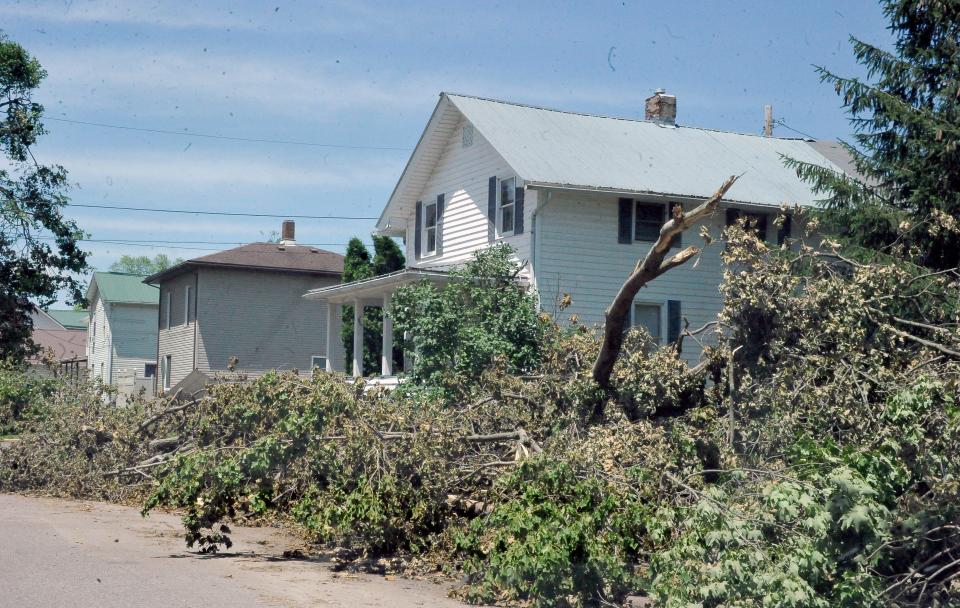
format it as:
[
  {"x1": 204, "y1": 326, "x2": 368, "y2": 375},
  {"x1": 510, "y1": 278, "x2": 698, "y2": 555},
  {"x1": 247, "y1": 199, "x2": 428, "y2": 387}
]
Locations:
[
  {"x1": 0, "y1": 34, "x2": 88, "y2": 362},
  {"x1": 341, "y1": 236, "x2": 405, "y2": 375},
  {"x1": 109, "y1": 254, "x2": 182, "y2": 276},
  {"x1": 789, "y1": 0, "x2": 960, "y2": 269},
  {"x1": 0, "y1": 359, "x2": 56, "y2": 435},
  {"x1": 456, "y1": 460, "x2": 646, "y2": 607},
  {"x1": 391, "y1": 244, "x2": 547, "y2": 388}
]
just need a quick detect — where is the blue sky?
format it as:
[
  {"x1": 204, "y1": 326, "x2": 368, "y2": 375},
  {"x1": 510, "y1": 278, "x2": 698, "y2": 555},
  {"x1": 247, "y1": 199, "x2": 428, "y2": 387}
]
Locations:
[{"x1": 2, "y1": 0, "x2": 893, "y2": 303}]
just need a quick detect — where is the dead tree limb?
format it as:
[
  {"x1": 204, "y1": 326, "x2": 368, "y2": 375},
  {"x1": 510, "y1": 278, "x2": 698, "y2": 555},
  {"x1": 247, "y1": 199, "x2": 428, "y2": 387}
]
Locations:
[{"x1": 592, "y1": 175, "x2": 740, "y2": 392}]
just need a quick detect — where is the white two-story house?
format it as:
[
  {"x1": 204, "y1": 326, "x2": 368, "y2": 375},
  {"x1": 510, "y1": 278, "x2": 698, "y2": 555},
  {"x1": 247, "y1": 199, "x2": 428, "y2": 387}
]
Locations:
[{"x1": 307, "y1": 91, "x2": 850, "y2": 375}]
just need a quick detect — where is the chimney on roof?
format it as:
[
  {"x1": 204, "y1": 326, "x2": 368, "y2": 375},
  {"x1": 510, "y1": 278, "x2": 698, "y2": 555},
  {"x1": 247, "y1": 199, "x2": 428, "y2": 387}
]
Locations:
[
  {"x1": 280, "y1": 220, "x2": 296, "y2": 245},
  {"x1": 645, "y1": 88, "x2": 676, "y2": 125}
]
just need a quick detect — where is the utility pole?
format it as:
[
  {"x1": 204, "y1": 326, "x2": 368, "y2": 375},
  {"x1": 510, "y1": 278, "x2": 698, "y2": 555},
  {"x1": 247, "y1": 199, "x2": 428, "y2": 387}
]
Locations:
[{"x1": 763, "y1": 105, "x2": 773, "y2": 137}]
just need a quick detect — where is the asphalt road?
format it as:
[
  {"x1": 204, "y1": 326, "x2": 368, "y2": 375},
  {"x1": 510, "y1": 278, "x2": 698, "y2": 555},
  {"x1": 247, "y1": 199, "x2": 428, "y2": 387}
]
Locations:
[{"x1": 0, "y1": 493, "x2": 469, "y2": 608}]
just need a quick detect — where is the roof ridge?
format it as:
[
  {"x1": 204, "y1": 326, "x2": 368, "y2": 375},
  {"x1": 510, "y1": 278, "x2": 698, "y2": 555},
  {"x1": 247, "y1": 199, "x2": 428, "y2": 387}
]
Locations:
[{"x1": 442, "y1": 91, "x2": 813, "y2": 141}]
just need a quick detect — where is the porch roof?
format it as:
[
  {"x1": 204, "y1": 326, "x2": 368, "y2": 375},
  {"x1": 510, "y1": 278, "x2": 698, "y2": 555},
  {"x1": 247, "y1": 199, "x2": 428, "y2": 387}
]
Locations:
[{"x1": 303, "y1": 268, "x2": 453, "y2": 304}]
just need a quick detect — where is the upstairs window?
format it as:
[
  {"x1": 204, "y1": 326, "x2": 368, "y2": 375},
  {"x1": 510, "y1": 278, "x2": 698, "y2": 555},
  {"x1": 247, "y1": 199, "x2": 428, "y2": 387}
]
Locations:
[
  {"x1": 499, "y1": 177, "x2": 516, "y2": 236},
  {"x1": 726, "y1": 209, "x2": 768, "y2": 242},
  {"x1": 164, "y1": 291, "x2": 172, "y2": 329},
  {"x1": 635, "y1": 202, "x2": 664, "y2": 241},
  {"x1": 618, "y1": 199, "x2": 681, "y2": 247},
  {"x1": 423, "y1": 201, "x2": 438, "y2": 256}
]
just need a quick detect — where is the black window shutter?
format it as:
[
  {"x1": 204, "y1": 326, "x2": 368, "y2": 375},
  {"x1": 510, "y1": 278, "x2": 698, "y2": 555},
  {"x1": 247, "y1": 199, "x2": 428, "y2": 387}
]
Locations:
[
  {"x1": 414, "y1": 200, "x2": 423, "y2": 260},
  {"x1": 514, "y1": 186, "x2": 525, "y2": 234},
  {"x1": 618, "y1": 198, "x2": 633, "y2": 244},
  {"x1": 487, "y1": 176, "x2": 497, "y2": 242},
  {"x1": 667, "y1": 300, "x2": 682, "y2": 344},
  {"x1": 436, "y1": 193, "x2": 445, "y2": 256},
  {"x1": 777, "y1": 212, "x2": 792, "y2": 246}
]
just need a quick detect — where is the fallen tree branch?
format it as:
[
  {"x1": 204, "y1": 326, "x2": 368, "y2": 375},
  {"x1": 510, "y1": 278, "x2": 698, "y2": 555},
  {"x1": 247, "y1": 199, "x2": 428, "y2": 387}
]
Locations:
[{"x1": 592, "y1": 174, "x2": 740, "y2": 393}]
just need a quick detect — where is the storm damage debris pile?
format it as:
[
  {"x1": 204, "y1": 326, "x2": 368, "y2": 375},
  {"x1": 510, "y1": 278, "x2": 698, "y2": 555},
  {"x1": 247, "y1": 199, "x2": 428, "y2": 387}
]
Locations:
[{"x1": 2, "y1": 235, "x2": 960, "y2": 608}]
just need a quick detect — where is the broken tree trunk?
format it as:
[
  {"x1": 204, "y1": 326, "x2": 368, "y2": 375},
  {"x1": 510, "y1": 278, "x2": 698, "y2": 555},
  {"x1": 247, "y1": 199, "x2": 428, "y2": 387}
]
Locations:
[{"x1": 591, "y1": 175, "x2": 740, "y2": 393}]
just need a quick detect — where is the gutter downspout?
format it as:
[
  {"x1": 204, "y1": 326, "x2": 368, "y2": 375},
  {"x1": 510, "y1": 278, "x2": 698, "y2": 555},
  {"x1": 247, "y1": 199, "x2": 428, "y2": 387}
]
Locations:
[{"x1": 529, "y1": 187, "x2": 554, "y2": 304}]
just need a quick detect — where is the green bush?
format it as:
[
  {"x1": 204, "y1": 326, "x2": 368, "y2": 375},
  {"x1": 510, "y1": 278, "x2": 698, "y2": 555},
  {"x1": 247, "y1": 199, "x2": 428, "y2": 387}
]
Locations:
[
  {"x1": 0, "y1": 360, "x2": 57, "y2": 435},
  {"x1": 455, "y1": 460, "x2": 647, "y2": 608},
  {"x1": 392, "y1": 244, "x2": 548, "y2": 390}
]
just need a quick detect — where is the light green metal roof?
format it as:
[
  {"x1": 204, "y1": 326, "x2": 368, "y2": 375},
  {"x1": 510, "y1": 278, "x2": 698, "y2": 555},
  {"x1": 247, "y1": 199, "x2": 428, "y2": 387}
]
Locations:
[
  {"x1": 47, "y1": 309, "x2": 89, "y2": 330},
  {"x1": 89, "y1": 272, "x2": 159, "y2": 305}
]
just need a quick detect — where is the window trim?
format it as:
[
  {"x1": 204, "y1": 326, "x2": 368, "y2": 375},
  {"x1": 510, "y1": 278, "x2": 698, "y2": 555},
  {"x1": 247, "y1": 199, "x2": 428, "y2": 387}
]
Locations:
[
  {"x1": 497, "y1": 176, "x2": 517, "y2": 238},
  {"x1": 184, "y1": 285, "x2": 191, "y2": 326},
  {"x1": 162, "y1": 355, "x2": 172, "y2": 391},
  {"x1": 422, "y1": 200, "x2": 438, "y2": 257},
  {"x1": 631, "y1": 300, "x2": 666, "y2": 346}
]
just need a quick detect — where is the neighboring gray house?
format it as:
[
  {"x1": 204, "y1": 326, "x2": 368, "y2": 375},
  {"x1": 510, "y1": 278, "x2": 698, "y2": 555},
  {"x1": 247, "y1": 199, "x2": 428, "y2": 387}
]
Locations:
[
  {"x1": 85, "y1": 272, "x2": 160, "y2": 394},
  {"x1": 145, "y1": 222, "x2": 344, "y2": 393},
  {"x1": 308, "y1": 91, "x2": 853, "y2": 374}
]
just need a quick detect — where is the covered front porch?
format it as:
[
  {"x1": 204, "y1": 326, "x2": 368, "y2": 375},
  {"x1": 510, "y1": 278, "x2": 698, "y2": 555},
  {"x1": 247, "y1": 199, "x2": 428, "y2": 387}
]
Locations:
[{"x1": 304, "y1": 268, "x2": 452, "y2": 378}]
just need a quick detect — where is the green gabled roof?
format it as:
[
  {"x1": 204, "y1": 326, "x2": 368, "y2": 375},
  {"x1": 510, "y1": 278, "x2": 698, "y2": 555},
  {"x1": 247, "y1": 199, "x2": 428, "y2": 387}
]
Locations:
[
  {"x1": 88, "y1": 272, "x2": 159, "y2": 305},
  {"x1": 47, "y1": 309, "x2": 89, "y2": 330}
]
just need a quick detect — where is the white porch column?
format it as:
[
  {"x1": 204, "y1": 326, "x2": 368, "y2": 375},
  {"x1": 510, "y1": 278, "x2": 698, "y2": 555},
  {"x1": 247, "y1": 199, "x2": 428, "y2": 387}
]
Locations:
[
  {"x1": 325, "y1": 302, "x2": 341, "y2": 372},
  {"x1": 381, "y1": 293, "x2": 394, "y2": 377},
  {"x1": 352, "y1": 299, "x2": 363, "y2": 378}
]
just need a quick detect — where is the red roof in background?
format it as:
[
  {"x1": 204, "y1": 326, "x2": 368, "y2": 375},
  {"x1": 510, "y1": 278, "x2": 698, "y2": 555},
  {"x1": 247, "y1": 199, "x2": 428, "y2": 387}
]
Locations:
[{"x1": 32, "y1": 329, "x2": 87, "y2": 363}]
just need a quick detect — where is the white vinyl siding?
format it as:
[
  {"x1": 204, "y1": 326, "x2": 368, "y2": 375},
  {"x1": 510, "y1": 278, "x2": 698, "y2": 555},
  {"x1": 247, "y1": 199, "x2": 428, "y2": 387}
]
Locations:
[
  {"x1": 535, "y1": 192, "x2": 727, "y2": 366},
  {"x1": 405, "y1": 117, "x2": 535, "y2": 276}
]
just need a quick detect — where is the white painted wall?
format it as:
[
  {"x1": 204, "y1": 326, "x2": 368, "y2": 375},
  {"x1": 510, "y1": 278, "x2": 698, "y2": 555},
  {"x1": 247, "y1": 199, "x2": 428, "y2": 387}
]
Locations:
[
  {"x1": 86, "y1": 295, "x2": 157, "y2": 386},
  {"x1": 87, "y1": 296, "x2": 110, "y2": 381},
  {"x1": 405, "y1": 117, "x2": 536, "y2": 277}
]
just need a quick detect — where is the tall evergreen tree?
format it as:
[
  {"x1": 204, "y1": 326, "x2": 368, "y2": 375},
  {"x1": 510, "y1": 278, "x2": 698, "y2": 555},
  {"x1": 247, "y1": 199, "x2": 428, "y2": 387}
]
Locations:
[
  {"x1": 787, "y1": 0, "x2": 960, "y2": 270},
  {"x1": 0, "y1": 35, "x2": 88, "y2": 362},
  {"x1": 340, "y1": 236, "x2": 405, "y2": 375}
]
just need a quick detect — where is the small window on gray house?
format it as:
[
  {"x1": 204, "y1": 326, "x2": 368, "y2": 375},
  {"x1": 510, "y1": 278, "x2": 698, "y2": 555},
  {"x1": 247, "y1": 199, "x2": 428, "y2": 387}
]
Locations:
[
  {"x1": 184, "y1": 286, "x2": 191, "y2": 326},
  {"x1": 499, "y1": 177, "x2": 516, "y2": 236},
  {"x1": 423, "y1": 201, "x2": 438, "y2": 255},
  {"x1": 311, "y1": 356, "x2": 327, "y2": 375},
  {"x1": 144, "y1": 363, "x2": 157, "y2": 378},
  {"x1": 162, "y1": 355, "x2": 172, "y2": 391}
]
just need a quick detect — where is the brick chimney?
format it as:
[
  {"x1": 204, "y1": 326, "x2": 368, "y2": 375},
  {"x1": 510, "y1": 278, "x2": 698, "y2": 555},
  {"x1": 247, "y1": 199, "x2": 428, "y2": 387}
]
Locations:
[
  {"x1": 645, "y1": 88, "x2": 677, "y2": 125},
  {"x1": 280, "y1": 219, "x2": 296, "y2": 245}
]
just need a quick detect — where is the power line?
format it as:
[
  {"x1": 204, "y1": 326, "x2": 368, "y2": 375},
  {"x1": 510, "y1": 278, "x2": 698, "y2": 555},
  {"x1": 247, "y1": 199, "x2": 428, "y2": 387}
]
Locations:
[
  {"x1": 38, "y1": 236, "x2": 370, "y2": 252},
  {"x1": 68, "y1": 202, "x2": 378, "y2": 220},
  {"x1": 46, "y1": 116, "x2": 412, "y2": 152},
  {"x1": 773, "y1": 119, "x2": 817, "y2": 140}
]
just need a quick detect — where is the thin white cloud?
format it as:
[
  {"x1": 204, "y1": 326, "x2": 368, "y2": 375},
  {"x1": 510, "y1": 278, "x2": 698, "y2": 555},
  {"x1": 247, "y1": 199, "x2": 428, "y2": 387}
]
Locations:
[
  {"x1": 0, "y1": 0, "x2": 401, "y2": 33},
  {"x1": 50, "y1": 149, "x2": 400, "y2": 189}
]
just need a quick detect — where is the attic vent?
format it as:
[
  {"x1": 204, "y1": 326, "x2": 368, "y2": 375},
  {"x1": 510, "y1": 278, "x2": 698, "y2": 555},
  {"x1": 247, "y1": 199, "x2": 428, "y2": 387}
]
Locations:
[{"x1": 462, "y1": 124, "x2": 474, "y2": 148}]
